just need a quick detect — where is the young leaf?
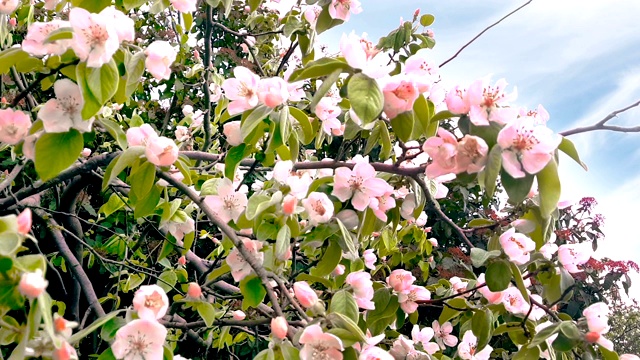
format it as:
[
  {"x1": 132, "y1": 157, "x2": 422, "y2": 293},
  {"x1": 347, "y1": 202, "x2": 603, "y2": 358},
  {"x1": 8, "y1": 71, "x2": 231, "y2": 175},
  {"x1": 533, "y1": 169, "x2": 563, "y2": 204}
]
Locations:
[
  {"x1": 347, "y1": 73, "x2": 383, "y2": 124},
  {"x1": 35, "y1": 130, "x2": 84, "y2": 181}
]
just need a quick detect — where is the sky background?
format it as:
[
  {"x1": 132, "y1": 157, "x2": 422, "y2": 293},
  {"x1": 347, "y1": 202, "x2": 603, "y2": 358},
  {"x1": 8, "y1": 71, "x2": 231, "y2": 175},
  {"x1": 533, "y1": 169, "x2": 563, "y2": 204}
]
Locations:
[{"x1": 323, "y1": 0, "x2": 640, "y2": 299}]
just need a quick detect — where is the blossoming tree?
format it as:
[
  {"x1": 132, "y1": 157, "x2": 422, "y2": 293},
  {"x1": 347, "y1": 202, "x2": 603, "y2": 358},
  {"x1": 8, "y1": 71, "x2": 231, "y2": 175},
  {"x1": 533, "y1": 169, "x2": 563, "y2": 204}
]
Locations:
[{"x1": 0, "y1": 0, "x2": 639, "y2": 359}]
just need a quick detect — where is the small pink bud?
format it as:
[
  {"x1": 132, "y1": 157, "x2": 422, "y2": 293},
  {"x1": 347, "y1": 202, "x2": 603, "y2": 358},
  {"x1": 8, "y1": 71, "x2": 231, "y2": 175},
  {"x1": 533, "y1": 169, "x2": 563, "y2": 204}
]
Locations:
[
  {"x1": 187, "y1": 282, "x2": 202, "y2": 298},
  {"x1": 145, "y1": 136, "x2": 179, "y2": 166},
  {"x1": 177, "y1": 256, "x2": 187, "y2": 266},
  {"x1": 426, "y1": 29, "x2": 435, "y2": 38},
  {"x1": 1, "y1": 97, "x2": 6, "y2": 104},
  {"x1": 194, "y1": 49, "x2": 200, "y2": 60},
  {"x1": 413, "y1": 9, "x2": 420, "y2": 17},
  {"x1": 293, "y1": 281, "x2": 318, "y2": 308},
  {"x1": 585, "y1": 331, "x2": 600, "y2": 343},
  {"x1": 282, "y1": 195, "x2": 297, "y2": 215},
  {"x1": 19, "y1": 269, "x2": 48, "y2": 298},
  {"x1": 232, "y1": 310, "x2": 246, "y2": 320},
  {"x1": 332, "y1": 264, "x2": 345, "y2": 276},
  {"x1": 81, "y1": 148, "x2": 91, "y2": 157},
  {"x1": 271, "y1": 316, "x2": 288, "y2": 340},
  {"x1": 8, "y1": 18, "x2": 16, "y2": 27},
  {"x1": 244, "y1": 5, "x2": 250, "y2": 12},
  {"x1": 17, "y1": 208, "x2": 32, "y2": 235}
]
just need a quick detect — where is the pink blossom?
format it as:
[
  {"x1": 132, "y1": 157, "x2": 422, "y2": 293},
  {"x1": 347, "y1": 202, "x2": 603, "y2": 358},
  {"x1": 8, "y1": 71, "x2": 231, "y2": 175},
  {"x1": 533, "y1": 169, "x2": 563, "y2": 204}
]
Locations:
[
  {"x1": 499, "y1": 228, "x2": 536, "y2": 265},
  {"x1": 132, "y1": 284, "x2": 169, "y2": 320},
  {"x1": 51, "y1": 340, "x2": 77, "y2": 360},
  {"x1": 382, "y1": 75, "x2": 420, "y2": 119},
  {"x1": 340, "y1": 32, "x2": 388, "y2": 78},
  {"x1": 584, "y1": 331, "x2": 614, "y2": 351},
  {"x1": 81, "y1": 148, "x2": 92, "y2": 157},
  {"x1": 304, "y1": 5, "x2": 322, "y2": 27},
  {"x1": 18, "y1": 269, "x2": 48, "y2": 298},
  {"x1": 432, "y1": 320, "x2": 458, "y2": 349},
  {"x1": 456, "y1": 135, "x2": 488, "y2": 174},
  {"x1": 203, "y1": 178, "x2": 248, "y2": 223},
  {"x1": 127, "y1": 124, "x2": 158, "y2": 146},
  {"x1": 209, "y1": 83, "x2": 223, "y2": 102},
  {"x1": 100, "y1": 7, "x2": 135, "y2": 43},
  {"x1": 423, "y1": 128, "x2": 458, "y2": 178},
  {"x1": 328, "y1": 0, "x2": 362, "y2": 22},
  {"x1": 363, "y1": 249, "x2": 377, "y2": 270},
  {"x1": 232, "y1": 310, "x2": 246, "y2": 320},
  {"x1": 69, "y1": 8, "x2": 119, "y2": 68},
  {"x1": 583, "y1": 302, "x2": 610, "y2": 334},
  {"x1": 411, "y1": 325, "x2": 440, "y2": 354},
  {"x1": 0, "y1": 0, "x2": 18, "y2": 14},
  {"x1": 520, "y1": 104, "x2": 550, "y2": 125},
  {"x1": 360, "y1": 346, "x2": 394, "y2": 360},
  {"x1": 400, "y1": 194, "x2": 417, "y2": 221},
  {"x1": 620, "y1": 355, "x2": 640, "y2": 360},
  {"x1": 368, "y1": 190, "x2": 396, "y2": 222},
  {"x1": 450, "y1": 276, "x2": 469, "y2": 296},
  {"x1": 223, "y1": 121, "x2": 242, "y2": 146},
  {"x1": 386, "y1": 269, "x2": 416, "y2": 293},
  {"x1": 345, "y1": 271, "x2": 375, "y2": 309},
  {"x1": 222, "y1": 67, "x2": 261, "y2": 115},
  {"x1": 301, "y1": 192, "x2": 334, "y2": 226},
  {"x1": 0, "y1": 108, "x2": 31, "y2": 145},
  {"x1": 258, "y1": 77, "x2": 289, "y2": 108},
  {"x1": 332, "y1": 162, "x2": 389, "y2": 211},
  {"x1": 333, "y1": 264, "x2": 346, "y2": 276},
  {"x1": 226, "y1": 238, "x2": 264, "y2": 282},
  {"x1": 17, "y1": 208, "x2": 32, "y2": 235},
  {"x1": 299, "y1": 325, "x2": 344, "y2": 360},
  {"x1": 53, "y1": 313, "x2": 78, "y2": 339},
  {"x1": 466, "y1": 78, "x2": 517, "y2": 126},
  {"x1": 44, "y1": 0, "x2": 61, "y2": 11},
  {"x1": 160, "y1": 217, "x2": 194, "y2": 241},
  {"x1": 38, "y1": 79, "x2": 94, "y2": 133},
  {"x1": 174, "y1": 125, "x2": 190, "y2": 142},
  {"x1": 558, "y1": 242, "x2": 592, "y2": 273},
  {"x1": 539, "y1": 241, "x2": 559, "y2": 260},
  {"x1": 497, "y1": 116, "x2": 561, "y2": 178},
  {"x1": 476, "y1": 273, "x2": 503, "y2": 304},
  {"x1": 458, "y1": 330, "x2": 492, "y2": 360},
  {"x1": 145, "y1": 41, "x2": 177, "y2": 80},
  {"x1": 293, "y1": 281, "x2": 318, "y2": 308},
  {"x1": 187, "y1": 282, "x2": 202, "y2": 298},
  {"x1": 111, "y1": 319, "x2": 167, "y2": 360},
  {"x1": 145, "y1": 136, "x2": 179, "y2": 166},
  {"x1": 501, "y1": 287, "x2": 529, "y2": 315},
  {"x1": 445, "y1": 85, "x2": 471, "y2": 114},
  {"x1": 315, "y1": 96, "x2": 342, "y2": 134},
  {"x1": 170, "y1": 0, "x2": 197, "y2": 13},
  {"x1": 271, "y1": 316, "x2": 288, "y2": 340},
  {"x1": 177, "y1": 256, "x2": 187, "y2": 266},
  {"x1": 282, "y1": 194, "x2": 298, "y2": 215},
  {"x1": 22, "y1": 20, "x2": 72, "y2": 56},
  {"x1": 389, "y1": 336, "x2": 428, "y2": 360},
  {"x1": 398, "y1": 285, "x2": 430, "y2": 314},
  {"x1": 404, "y1": 49, "x2": 439, "y2": 93}
]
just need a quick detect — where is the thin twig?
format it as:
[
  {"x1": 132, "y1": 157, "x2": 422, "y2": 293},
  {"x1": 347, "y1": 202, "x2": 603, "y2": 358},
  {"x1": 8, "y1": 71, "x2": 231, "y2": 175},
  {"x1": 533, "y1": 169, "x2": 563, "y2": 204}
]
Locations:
[
  {"x1": 560, "y1": 99, "x2": 640, "y2": 137},
  {"x1": 211, "y1": 21, "x2": 266, "y2": 76},
  {"x1": 0, "y1": 164, "x2": 24, "y2": 193},
  {"x1": 11, "y1": 61, "x2": 79, "y2": 108},
  {"x1": 201, "y1": 5, "x2": 214, "y2": 154},
  {"x1": 439, "y1": 0, "x2": 534, "y2": 67}
]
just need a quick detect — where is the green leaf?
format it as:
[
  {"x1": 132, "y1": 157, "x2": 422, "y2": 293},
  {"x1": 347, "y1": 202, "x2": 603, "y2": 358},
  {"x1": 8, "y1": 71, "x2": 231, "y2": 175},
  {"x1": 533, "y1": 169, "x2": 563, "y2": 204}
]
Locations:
[
  {"x1": 102, "y1": 146, "x2": 145, "y2": 190},
  {"x1": 287, "y1": 57, "x2": 350, "y2": 82},
  {"x1": 509, "y1": 262, "x2": 530, "y2": 303},
  {"x1": 315, "y1": 5, "x2": 344, "y2": 34},
  {"x1": 130, "y1": 161, "x2": 156, "y2": 198},
  {"x1": 483, "y1": 145, "x2": 502, "y2": 198},
  {"x1": 76, "y1": 60, "x2": 119, "y2": 119},
  {"x1": 310, "y1": 68, "x2": 342, "y2": 111},
  {"x1": 468, "y1": 218, "x2": 497, "y2": 228},
  {"x1": 68, "y1": 310, "x2": 124, "y2": 345},
  {"x1": 310, "y1": 239, "x2": 342, "y2": 277},
  {"x1": 224, "y1": 144, "x2": 248, "y2": 180},
  {"x1": 254, "y1": 349, "x2": 275, "y2": 360},
  {"x1": 529, "y1": 322, "x2": 561, "y2": 347},
  {"x1": 390, "y1": 112, "x2": 415, "y2": 143},
  {"x1": 537, "y1": 159, "x2": 561, "y2": 217},
  {"x1": 98, "y1": 118, "x2": 128, "y2": 150},
  {"x1": 35, "y1": 130, "x2": 84, "y2": 181},
  {"x1": 44, "y1": 27, "x2": 73, "y2": 44},
  {"x1": 123, "y1": 52, "x2": 146, "y2": 100},
  {"x1": 157, "y1": 270, "x2": 177, "y2": 293},
  {"x1": 413, "y1": 95, "x2": 435, "y2": 138},
  {"x1": 0, "y1": 234, "x2": 20, "y2": 257},
  {"x1": 133, "y1": 185, "x2": 161, "y2": 219},
  {"x1": 471, "y1": 309, "x2": 493, "y2": 351},
  {"x1": 197, "y1": 302, "x2": 216, "y2": 327},
  {"x1": 327, "y1": 312, "x2": 367, "y2": 342},
  {"x1": 558, "y1": 137, "x2": 587, "y2": 170},
  {"x1": 599, "y1": 345, "x2": 620, "y2": 360},
  {"x1": 513, "y1": 345, "x2": 541, "y2": 360},
  {"x1": 485, "y1": 260, "x2": 511, "y2": 291},
  {"x1": 347, "y1": 73, "x2": 383, "y2": 124},
  {"x1": 552, "y1": 332, "x2": 578, "y2": 352},
  {"x1": 501, "y1": 170, "x2": 535, "y2": 204},
  {"x1": 123, "y1": 0, "x2": 148, "y2": 10},
  {"x1": 336, "y1": 218, "x2": 358, "y2": 260},
  {"x1": 438, "y1": 298, "x2": 468, "y2": 324},
  {"x1": 99, "y1": 193, "x2": 126, "y2": 217},
  {"x1": 420, "y1": 14, "x2": 435, "y2": 26},
  {"x1": 289, "y1": 107, "x2": 314, "y2": 144},
  {"x1": 241, "y1": 105, "x2": 272, "y2": 140},
  {"x1": 71, "y1": 0, "x2": 112, "y2": 12},
  {"x1": 248, "y1": 0, "x2": 263, "y2": 11},
  {"x1": 275, "y1": 225, "x2": 291, "y2": 260},
  {"x1": 470, "y1": 248, "x2": 501, "y2": 268},
  {"x1": 0, "y1": 48, "x2": 42, "y2": 75},
  {"x1": 329, "y1": 290, "x2": 359, "y2": 323},
  {"x1": 366, "y1": 288, "x2": 400, "y2": 335},
  {"x1": 240, "y1": 275, "x2": 266, "y2": 310}
]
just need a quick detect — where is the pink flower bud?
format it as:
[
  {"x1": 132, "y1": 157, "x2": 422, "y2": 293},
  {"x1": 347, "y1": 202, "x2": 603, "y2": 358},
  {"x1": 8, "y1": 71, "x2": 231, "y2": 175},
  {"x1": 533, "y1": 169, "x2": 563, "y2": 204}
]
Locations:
[
  {"x1": 232, "y1": 310, "x2": 246, "y2": 320},
  {"x1": 145, "y1": 136, "x2": 179, "y2": 166},
  {"x1": 426, "y1": 29, "x2": 435, "y2": 38},
  {"x1": 19, "y1": 269, "x2": 48, "y2": 298},
  {"x1": 187, "y1": 282, "x2": 202, "y2": 298},
  {"x1": 333, "y1": 264, "x2": 345, "y2": 276},
  {"x1": 0, "y1": 108, "x2": 32, "y2": 145},
  {"x1": 17, "y1": 208, "x2": 32, "y2": 235},
  {"x1": 244, "y1": 5, "x2": 250, "y2": 12},
  {"x1": 81, "y1": 148, "x2": 91, "y2": 157},
  {"x1": 8, "y1": 18, "x2": 16, "y2": 27},
  {"x1": 177, "y1": 256, "x2": 187, "y2": 266},
  {"x1": 414, "y1": 9, "x2": 420, "y2": 17},
  {"x1": 194, "y1": 49, "x2": 200, "y2": 60},
  {"x1": 293, "y1": 281, "x2": 318, "y2": 308},
  {"x1": 271, "y1": 316, "x2": 288, "y2": 340},
  {"x1": 386, "y1": 269, "x2": 415, "y2": 293},
  {"x1": 126, "y1": 124, "x2": 158, "y2": 146},
  {"x1": 282, "y1": 194, "x2": 297, "y2": 215},
  {"x1": 223, "y1": 121, "x2": 242, "y2": 146},
  {"x1": 144, "y1": 41, "x2": 177, "y2": 80},
  {"x1": 585, "y1": 331, "x2": 600, "y2": 343}
]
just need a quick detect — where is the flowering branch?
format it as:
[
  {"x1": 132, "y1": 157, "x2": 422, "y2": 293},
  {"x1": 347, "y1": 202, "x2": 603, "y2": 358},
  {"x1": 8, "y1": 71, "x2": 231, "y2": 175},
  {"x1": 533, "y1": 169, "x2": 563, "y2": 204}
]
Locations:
[
  {"x1": 439, "y1": 0, "x2": 534, "y2": 67},
  {"x1": 559, "y1": 98, "x2": 640, "y2": 137},
  {"x1": 157, "y1": 170, "x2": 285, "y2": 317}
]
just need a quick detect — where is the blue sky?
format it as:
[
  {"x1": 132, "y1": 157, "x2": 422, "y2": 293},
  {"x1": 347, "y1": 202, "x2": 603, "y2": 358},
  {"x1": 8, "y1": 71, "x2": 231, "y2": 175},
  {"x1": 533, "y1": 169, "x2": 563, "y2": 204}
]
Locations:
[{"x1": 324, "y1": 0, "x2": 640, "y2": 299}]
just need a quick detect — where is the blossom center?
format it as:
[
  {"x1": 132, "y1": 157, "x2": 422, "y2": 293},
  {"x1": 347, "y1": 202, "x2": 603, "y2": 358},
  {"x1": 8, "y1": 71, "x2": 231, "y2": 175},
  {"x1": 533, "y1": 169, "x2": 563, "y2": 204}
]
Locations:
[
  {"x1": 393, "y1": 82, "x2": 416, "y2": 101},
  {"x1": 125, "y1": 331, "x2": 151, "y2": 357},
  {"x1": 312, "y1": 200, "x2": 326, "y2": 215},
  {"x1": 512, "y1": 128, "x2": 540, "y2": 151},
  {"x1": 144, "y1": 291, "x2": 164, "y2": 312}
]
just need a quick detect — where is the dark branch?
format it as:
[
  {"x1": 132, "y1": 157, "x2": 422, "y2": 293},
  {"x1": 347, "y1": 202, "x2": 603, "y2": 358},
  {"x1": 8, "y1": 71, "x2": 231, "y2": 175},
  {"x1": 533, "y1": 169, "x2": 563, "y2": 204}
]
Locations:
[{"x1": 559, "y1": 99, "x2": 640, "y2": 137}]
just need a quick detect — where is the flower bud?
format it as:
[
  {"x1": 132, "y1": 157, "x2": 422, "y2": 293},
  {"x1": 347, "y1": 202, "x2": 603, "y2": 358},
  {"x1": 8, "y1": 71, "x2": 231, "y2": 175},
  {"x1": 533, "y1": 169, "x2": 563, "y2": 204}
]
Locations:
[
  {"x1": 8, "y1": 18, "x2": 16, "y2": 27},
  {"x1": 585, "y1": 331, "x2": 600, "y2": 343},
  {"x1": 293, "y1": 281, "x2": 318, "y2": 308},
  {"x1": 187, "y1": 282, "x2": 202, "y2": 298},
  {"x1": 177, "y1": 256, "x2": 187, "y2": 266},
  {"x1": 145, "y1": 136, "x2": 179, "y2": 167},
  {"x1": 271, "y1": 316, "x2": 288, "y2": 340},
  {"x1": 223, "y1": 121, "x2": 242, "y2": 146},
  {"x1": 19, "y1": 269, "x2": 48, "y2": 298},
  {"x1": 282, "y1": 194, "x2": 297, "y2": 216},
  {"x1": 232, "y1": 310, "x2": 246, "y2": 320},
  {"x1": 332, "y1": 264, "x2": 345, "y2": 276},
  {"x1": 17, "y1": 208, "x2": 32, "y2": 235},
  {"x1": 81, "y1": 148, "x2": 92, "y2": 157}
]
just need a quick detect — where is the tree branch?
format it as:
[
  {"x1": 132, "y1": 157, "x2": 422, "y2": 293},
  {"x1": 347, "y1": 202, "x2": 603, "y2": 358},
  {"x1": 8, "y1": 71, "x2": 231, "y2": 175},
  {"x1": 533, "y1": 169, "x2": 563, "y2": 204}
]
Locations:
[
  {"x1": 0, "y1": 163, "x2": 24, "y2": 193},
  {"x1": 211, "y1": 21, "x2": 266, "y2": 76},
  {"x1": 201, "y1": 5, "x2": 214, "y2": 154},
  {"x1": 559, "y1": 99, "x2": 640, "y2": 137},
  {"x1": 439, "y1": 0, "x2": 534, "y2": 68},
  {"x1": 11, "y1": 61, "x2": 79, "y2": 108}
]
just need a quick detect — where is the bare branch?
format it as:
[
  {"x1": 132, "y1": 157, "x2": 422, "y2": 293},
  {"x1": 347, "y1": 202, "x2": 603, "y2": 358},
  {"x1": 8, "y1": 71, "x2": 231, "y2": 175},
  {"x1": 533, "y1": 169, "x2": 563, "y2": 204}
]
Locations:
[
  {"x1": 439, "y1": 0, "x2": 534, "y2": 68},
  {"x1": 0, "y1": 164, "x2": 24, "y2": 193},
  {"x1": 560, "y1": 99, "x2": 640, "y2": 137}
]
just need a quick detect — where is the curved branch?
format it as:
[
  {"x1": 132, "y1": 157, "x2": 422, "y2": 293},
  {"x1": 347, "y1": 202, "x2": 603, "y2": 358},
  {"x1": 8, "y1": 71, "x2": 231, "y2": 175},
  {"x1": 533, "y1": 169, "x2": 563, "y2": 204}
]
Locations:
[
  {"x1": 439, "y1": 0, "x2": 534, "y2": 68},
  {"x1": 157, "y1": 170, "x2": 284, "y2": 317},
  {"x1": 33, "y1": 209, "x2": 106, "y2": 319},
  {"x1": 559, "y1": 99, "x2": 640, "y2": 137}
]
